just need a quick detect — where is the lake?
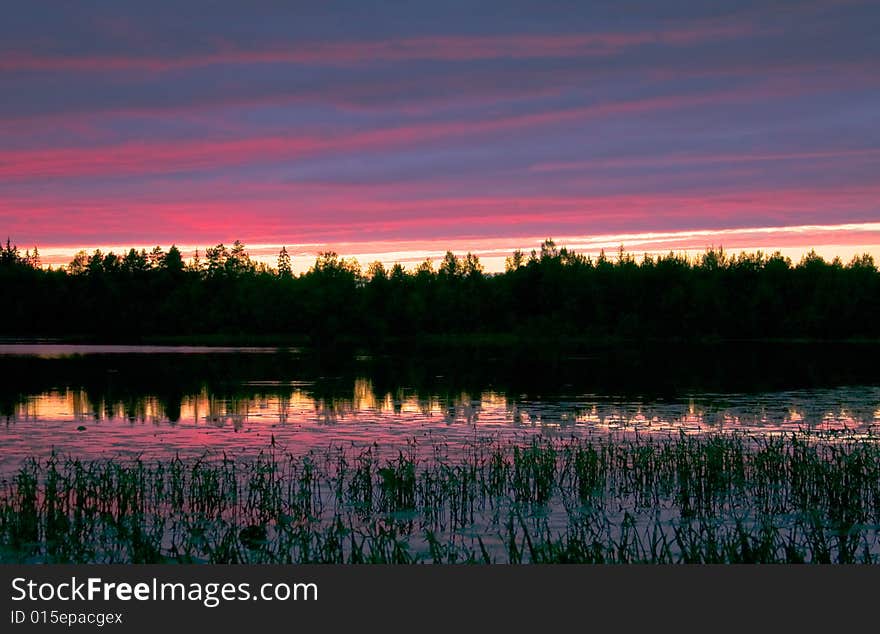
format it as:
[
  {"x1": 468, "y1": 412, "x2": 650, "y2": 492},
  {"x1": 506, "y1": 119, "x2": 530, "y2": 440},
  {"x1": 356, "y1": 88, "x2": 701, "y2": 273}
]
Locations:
[
  {"x1": 2, "y1": 342, "x2": 879, "y2": 476},
  {"x1": 3, "y1": 342, "x2": 880, "y2": 563}
]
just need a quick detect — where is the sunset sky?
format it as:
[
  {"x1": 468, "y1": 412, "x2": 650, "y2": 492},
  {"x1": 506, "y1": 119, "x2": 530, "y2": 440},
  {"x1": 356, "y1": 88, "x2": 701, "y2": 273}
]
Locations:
[{"x1": 2, "y1": 0, "x2": 879, "y2": 271}]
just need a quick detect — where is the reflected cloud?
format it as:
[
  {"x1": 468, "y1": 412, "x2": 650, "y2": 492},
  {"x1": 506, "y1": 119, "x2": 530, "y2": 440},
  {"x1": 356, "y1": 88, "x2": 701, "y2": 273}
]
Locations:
[
  {"x1": 2, "y1": 345, "x2": 879, "y2": 475},
  {"x1": 9, "y1": 381, "x2": 880, "y2": 433}
]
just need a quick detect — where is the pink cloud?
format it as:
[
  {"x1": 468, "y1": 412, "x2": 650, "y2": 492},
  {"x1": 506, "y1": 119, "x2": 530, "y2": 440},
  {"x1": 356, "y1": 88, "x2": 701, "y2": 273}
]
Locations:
[
  {"x1": 529, "y1": 148, "x2": 880, "y2": 172},
  {"x1": 4, "y1": 181, "x2": 879, "y2": 247},
  {"x1": 0, "y1": 22, "x2": 760, "y2": 73},
  {"x1": 0, "y1": 82, "x2": 809, "y2": 182}
]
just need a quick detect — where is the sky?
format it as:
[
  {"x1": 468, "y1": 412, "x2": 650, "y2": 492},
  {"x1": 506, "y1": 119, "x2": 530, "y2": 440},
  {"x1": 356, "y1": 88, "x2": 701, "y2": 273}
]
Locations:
[{"x1": 2, "y1": 0, "x2": 879, "y2": 272}]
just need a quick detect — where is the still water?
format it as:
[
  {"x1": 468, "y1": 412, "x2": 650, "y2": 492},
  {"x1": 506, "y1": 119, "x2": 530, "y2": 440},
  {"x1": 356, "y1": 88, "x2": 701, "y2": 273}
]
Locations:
[{"x1": 2, "y1": 343, "x2": 879, "y2": 475}]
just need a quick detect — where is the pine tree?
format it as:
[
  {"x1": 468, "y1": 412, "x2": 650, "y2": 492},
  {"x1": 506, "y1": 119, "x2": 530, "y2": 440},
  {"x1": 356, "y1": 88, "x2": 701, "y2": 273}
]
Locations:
[
  {"x1": 164, "y1": 245, "x2": 184, "y2": 274},
  {"x1": 277, "y1": 246, "x2": 292, "y2": 278}
]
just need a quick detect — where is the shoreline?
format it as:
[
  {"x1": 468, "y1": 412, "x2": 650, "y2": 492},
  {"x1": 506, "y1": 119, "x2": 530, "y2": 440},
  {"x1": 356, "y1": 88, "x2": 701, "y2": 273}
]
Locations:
[{"x1": 4, "y1": 333, "x2": 880, "y2": 348}]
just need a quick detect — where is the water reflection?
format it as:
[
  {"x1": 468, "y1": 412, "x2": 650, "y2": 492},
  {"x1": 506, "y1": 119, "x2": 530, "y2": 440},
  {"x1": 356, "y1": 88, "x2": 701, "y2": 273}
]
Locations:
[
  {"x1": 2, "y1": 344, "x2": 880, "y2": 475},
  {"x1": 10, "y1": 379, "x2": 877, "y2": 431},
  {"x1": 0, "y1": 344, "x2": 289, "y2": 357}
]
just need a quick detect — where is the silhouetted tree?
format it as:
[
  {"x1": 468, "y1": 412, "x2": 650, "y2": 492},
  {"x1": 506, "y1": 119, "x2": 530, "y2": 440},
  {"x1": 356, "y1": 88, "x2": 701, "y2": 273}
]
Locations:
[
  {"x1": 505, "y1": 249, "x2": 525, "y2": 272},
  {"x1": 164, "y1": 245, "x2": 184, "y2": 273},
  {"x1": 205, "y1": 243, "x2": 228, "y2": 276},
  {"x1": 0, "y1": 237, "x2": 878, "y2": 342},
  {"x1": 67, "y1": 250, "x2": 89, "y2": 275},
  {"x1": 227, "y1": 240, "x2": 253, "y2": 275},
  {"x1": 190, "y1": 249, "x2": 202, "y2": 274},
  {"x1": 277, "y1": 246, "x2": 292, "y2": 278},
  {"x1": 148, "y1": 246, "x2": 165, "y2": 269},
  {"x1": 122, "y1": 248, "x2": 149, "y2": 273}
]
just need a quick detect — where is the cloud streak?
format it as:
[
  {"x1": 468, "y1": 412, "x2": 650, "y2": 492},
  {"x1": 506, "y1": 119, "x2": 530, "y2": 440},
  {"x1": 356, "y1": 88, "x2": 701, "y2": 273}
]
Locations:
[
  {"x1": 0, "y1": 22, "x2": 760, "y2": 73},
  {"x1": 0, "y1": 81, "x2": 821, "y2": 182}
]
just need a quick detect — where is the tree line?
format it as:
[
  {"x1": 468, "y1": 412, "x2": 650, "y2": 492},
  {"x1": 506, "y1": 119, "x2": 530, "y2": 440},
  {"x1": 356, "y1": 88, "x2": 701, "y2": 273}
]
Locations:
[{"x1": 1, "y1": 237, "x2": 878, "y2": 341}]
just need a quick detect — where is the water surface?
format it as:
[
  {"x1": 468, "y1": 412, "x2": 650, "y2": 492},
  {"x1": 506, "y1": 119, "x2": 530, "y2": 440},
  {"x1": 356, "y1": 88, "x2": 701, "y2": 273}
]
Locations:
[{"x1": 2, "y1": 342, "x2": 879, "y2": 476}]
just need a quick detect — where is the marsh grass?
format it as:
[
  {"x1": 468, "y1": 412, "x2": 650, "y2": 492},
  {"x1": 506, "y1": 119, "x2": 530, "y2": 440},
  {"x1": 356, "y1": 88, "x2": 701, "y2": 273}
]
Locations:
[{"x1": 2, "y1": 433, "x2": 880, "y2": 563}]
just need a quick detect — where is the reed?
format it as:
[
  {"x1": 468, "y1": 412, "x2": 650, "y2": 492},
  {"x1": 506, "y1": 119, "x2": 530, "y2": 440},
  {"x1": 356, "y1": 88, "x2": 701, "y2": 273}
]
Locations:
[{"x1": 2, "y1": 433, "x2": 879, "y2": 563}]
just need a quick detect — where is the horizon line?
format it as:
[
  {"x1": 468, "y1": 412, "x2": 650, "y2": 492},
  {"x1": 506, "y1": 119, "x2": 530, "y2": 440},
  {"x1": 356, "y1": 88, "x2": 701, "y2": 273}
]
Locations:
[{"x1": 12, "y1": 220, "x2": 880, "y2": 273}]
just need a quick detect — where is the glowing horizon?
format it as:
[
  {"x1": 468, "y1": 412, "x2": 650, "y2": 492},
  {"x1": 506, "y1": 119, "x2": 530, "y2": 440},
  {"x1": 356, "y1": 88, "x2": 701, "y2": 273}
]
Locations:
[{"x1": 26, "y1": 221, "x2": 880, "y2": 274}]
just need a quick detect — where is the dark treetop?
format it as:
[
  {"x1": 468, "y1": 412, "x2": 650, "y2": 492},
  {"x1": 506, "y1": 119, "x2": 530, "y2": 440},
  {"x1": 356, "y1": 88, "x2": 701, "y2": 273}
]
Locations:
[{"x1": 1, "y1": 239, "x2": 878, "y2": 342}]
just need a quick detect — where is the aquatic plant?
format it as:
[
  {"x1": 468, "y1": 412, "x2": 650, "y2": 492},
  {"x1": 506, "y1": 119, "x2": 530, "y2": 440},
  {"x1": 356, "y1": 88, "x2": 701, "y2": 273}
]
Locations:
[{"x1": 1, "y1": 433, "x2": 879, "y2": 563}]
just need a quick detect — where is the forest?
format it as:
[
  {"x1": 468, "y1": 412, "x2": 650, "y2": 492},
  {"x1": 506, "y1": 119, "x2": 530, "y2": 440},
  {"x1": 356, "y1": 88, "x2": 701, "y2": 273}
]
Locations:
[{"x1": 1, "y1": 238, "x2": 878, "y2": 341}]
